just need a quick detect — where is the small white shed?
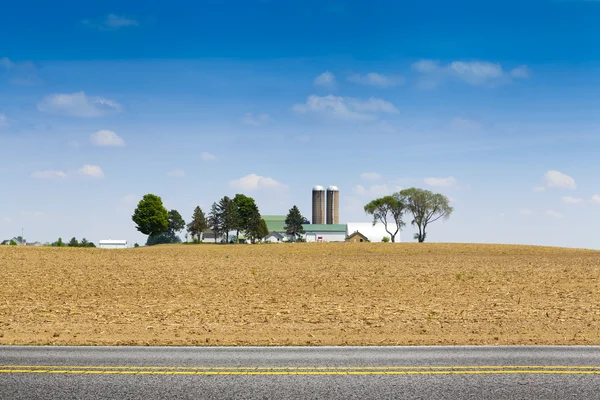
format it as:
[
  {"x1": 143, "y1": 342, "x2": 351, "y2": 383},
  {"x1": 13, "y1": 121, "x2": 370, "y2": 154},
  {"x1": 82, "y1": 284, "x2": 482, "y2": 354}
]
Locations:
[{"x1": 98, "y1": 239, "x2": 127, "y2": 249}]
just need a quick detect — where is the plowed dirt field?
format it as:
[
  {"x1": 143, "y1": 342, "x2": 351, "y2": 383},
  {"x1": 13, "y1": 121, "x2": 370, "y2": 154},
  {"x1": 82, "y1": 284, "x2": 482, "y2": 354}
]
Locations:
[{"x1": 1, "y1": 243, "x2": 599, "y2": 345}]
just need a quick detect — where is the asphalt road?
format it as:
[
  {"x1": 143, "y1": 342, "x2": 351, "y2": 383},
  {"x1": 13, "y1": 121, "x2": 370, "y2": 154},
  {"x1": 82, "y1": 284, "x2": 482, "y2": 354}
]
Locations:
[{"x1": 2, "y1": 346, "x2": 600, "y2": 399}]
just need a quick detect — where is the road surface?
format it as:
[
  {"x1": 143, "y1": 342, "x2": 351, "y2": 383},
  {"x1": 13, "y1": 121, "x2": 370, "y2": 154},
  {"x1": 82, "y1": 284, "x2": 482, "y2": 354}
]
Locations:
[{"x1": 2, "y1": 346, "x2": 600, "y2": 399}]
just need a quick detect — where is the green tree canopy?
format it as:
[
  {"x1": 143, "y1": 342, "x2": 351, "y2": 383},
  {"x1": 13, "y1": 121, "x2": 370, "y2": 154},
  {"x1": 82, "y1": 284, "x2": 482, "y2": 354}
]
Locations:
[
  {"x1": 246, "y1": 212, "x2": 269, "y2": 243},
  {"x1": 9, "y1": 239, "x2": 17, "y2": 246},
  {"x1": 187, "y1": 206, "x2": 208, "y2": 243},
  {"x1": 284, "y1": 205, "x2": 305, "y2": 242},
  {"x1": 132, "y1": 194, "x2": 169, "y2": 237},
  {"x1": 80, "y1": 238, "x2": 89, "y2": 247},
  {"x1": 233, "y1": 194, "x2": 259, "y2": 240},
  {"x1": 146, "y1": 233, "x2": 182, "y2": 246},
  {"x1": 167, "y1": 209, "x2": 186, "y2": 241},
  {"x1": 68, "y1": 237, "x2": 79, "y2": 247},
  {"x1": 398, "y1": 188, "x2": 453, "y2": 243},
  {"x1": 364, "y1": 195, "x2": 406, "y2": 243}
]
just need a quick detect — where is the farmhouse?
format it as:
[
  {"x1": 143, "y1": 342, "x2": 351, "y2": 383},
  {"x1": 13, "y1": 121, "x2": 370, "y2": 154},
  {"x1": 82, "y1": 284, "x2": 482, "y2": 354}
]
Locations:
[
  {"x1": 345, "y1": 222, "x2": 401, "y2": 243},
  {"x1": 98, "y1": 239, "x2": 127, "y2": 249},
  {"x1": 346, "y1": 231, "x2": 369, "y2": 243}
]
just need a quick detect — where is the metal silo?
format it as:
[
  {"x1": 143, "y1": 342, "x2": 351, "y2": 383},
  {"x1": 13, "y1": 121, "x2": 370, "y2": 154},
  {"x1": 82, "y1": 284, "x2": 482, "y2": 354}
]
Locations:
[
  {"x1": 326, "y1": 185, "x2": 339, "y2": 224},
  {"x1": 312, "y1": 185, "x2": 325, "y2": 224}
]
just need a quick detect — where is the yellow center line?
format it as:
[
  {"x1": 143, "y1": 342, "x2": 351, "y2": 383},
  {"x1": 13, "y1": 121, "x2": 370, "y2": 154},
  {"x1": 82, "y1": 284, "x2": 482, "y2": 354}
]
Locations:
[
  {"x1": 1, "y1": 365, "x2": 600, "y2": 376},
  {"x1": 2, "y1": 365, "x2": 600, "y2": 370},
  {"x1": 1, "y1": 369, "x2": 600, "y2": 375}
]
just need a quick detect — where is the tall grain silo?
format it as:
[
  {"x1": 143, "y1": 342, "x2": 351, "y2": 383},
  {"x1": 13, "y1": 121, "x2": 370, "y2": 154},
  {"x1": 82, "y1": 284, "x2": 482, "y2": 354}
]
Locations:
[
  {"x1": 326, "y1": 185, "x2": 340, "y2": 224},
  {"x1": 312, "y1": 185, "x2": 325, "y2": 224}
]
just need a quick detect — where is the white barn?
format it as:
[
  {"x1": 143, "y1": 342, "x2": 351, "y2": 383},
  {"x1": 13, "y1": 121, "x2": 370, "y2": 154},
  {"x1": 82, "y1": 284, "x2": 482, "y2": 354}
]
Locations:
[
  {"x1": 98, "y1": 239, "x2": 127, "y2": 249},
  {"x1": 303, "y1": 224, "x2": 347, "y2": 242},
  {"x1": 346, "y1": 222, "x2": 402, "y2": 243}
]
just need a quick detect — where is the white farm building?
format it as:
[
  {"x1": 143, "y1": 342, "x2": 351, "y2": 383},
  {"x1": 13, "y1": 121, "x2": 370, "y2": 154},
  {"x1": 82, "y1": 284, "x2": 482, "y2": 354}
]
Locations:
[{"x1": 98, "y1": 239, "x2": 127, "y2": 249}]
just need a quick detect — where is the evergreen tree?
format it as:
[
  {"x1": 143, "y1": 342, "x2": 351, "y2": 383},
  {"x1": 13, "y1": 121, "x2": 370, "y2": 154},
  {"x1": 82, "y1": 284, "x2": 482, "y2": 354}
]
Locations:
[
  {"x1": 284, "y1": 205, "x2": 305, "y2": 242},
  {"x1": 68, "y1": 237, "x2": 79, "y2": 247},
  {"x1": 187, "y1": 206, "x2": 208, "y2": 243},
  {"x1": 80, "y1": 238, "x2": 89, "y2": 247},
  {"x1": 217, "y1": 196, "x2": 240, "y2": 243},
  {"x1": 207, "y1": 202, "x2": 222, "y2": 243},
  {"x1": 167, "y1": 209, "x2": 186, "y2": 242}
]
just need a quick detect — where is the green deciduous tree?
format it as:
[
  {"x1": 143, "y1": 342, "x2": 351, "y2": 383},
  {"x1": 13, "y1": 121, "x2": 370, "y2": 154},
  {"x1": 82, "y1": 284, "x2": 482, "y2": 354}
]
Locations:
[
  {"x1": 167, "y1": 209, "x2": 186, "y2": 242},
  {"x1": 364, "y1": 195, "x2": 406, "y2": 243},
  {"x1": 187, "y1": 206, "x2": 208, "y2": 243},
  {"x1": 132, "y1": 194, "x2": 169, "y2": 237},
  {"x1": 68, "y1": 237, "x2": 79, "y2": 247},
  {"x1": 146, "y1": 233, "x2": 182, "y2": 246},
  {"x1": 247, "y1": 213, "x2": 269, "y2": 243},
  {"x1": 284, "y1": 205, "x2": 305, "y2": 242},
  {"x1": 233, "y1": 194, "x2": 259, "y2": 241},
  {"x1": 398, "y1": 188, "x2": 453, "y2": 243},
  {"x1": 9, "y1": 239, "x2": 17, "y2": 246}
]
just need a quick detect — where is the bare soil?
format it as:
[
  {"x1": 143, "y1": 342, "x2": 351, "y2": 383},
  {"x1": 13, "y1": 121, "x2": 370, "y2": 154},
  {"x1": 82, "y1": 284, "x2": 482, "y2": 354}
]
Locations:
[{"x1": 1, "y1": 243, "x2": 600, "y2": 345}]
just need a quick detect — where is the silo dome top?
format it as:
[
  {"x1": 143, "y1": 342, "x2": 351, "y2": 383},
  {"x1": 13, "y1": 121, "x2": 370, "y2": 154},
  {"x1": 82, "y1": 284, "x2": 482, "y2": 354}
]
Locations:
[
  {"x1": 327, "y1": 185, "x2": 339, "y2": 191},
  {"x1": 313, "y1": 185, "x2": 325, "y2": 191}
]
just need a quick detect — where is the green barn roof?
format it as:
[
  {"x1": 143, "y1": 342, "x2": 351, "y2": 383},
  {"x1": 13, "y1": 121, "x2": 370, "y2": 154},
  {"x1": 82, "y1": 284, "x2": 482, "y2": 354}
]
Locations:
[{"x1": 262, "y1": 215, "x2": 346, "y2": 233}]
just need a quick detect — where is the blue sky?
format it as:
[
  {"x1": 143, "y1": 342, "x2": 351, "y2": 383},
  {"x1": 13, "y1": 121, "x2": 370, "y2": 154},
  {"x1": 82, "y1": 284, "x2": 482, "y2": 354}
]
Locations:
[{"x1": 2, "y1": 0, "x2": 600, "y2": 248}]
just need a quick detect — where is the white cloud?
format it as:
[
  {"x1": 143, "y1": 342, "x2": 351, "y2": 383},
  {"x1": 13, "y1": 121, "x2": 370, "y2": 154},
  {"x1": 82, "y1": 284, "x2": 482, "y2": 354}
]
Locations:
[
  {"x1": 412, "y1": 59, "x2": 530, "y2": 87},
  {"x1": 546, "y1": 210, "x2": 563, "y2": 218},
  {"x1": 352, "y1": 183, "x2": 402, "y2": 197},
  {"x1": 544, "y1": 170, "x2": 576, "y2": 190},
  {"x1": 31, "y1": 170, "x2": 67, "y2": 180},
  {"x1": 167, "y1": 169, "x2": 185, "y2": 178},
  {"x1": 510, "y1": 65, "x2": 530, "y2": 79},
  {"x1": 77, "y1": 164, "x2": 104, "y2": 179},
  {"x1": 450, "y1": 117, "x2": 482, "y2": 130},
  {"x1": 592, "y1": 194, "x2": 600, "y2": 204},
  {"x1": 242, "y1": 113, "x2": 270, "y2": 126},
  {"x1": 0, "y1": 114, "x2": 8, "y2": 127},
  {"x1": 38, "y1": 91, "x2": 122, "y2": 117},
  {"x1": 293, "y1": 95, "x2": 398, "y2": 121},
  {"x1": 90, "y1": 130, "x2": 125, "y2": 147},
  {"x1": 348, "y1": 73, "x2": 404, "y2": 87},
  {"x1": 200, "y1": 152, "x2": 217, "y2": 162},
  {"x1": 562, "y1": 196, "x2": 583, "y2": 204},
  {"x1": 533, "y1": 186, "x2": 546, "y2": 192},
  {"x1": 313, "y1": 72, "x2": 336, "y2": 89},
  {"x1": 82, "y1": 14, "x2": 139, "y2": 30},
  {"x1": 424, "y1": 176, "x2": 458, "y2": 187},
  {"x1": 360, "y1": 172, "x2": 382, "y2": 181},
  {"x1": 230, "y1": 174, "x2": 286, "y2": 191},
  {"x1": 519, "y1": 209, "x2": 533, "y2": 215}
]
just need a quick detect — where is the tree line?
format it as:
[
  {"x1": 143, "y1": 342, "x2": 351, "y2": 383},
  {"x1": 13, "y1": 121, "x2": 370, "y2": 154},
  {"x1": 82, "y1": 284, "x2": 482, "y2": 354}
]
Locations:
[
  {"x1": 132, "y1": 193, "x2": 278, "y2": 245},
  {"x1": 364, "y1": 187, "x2": 453, "y2": 243}
]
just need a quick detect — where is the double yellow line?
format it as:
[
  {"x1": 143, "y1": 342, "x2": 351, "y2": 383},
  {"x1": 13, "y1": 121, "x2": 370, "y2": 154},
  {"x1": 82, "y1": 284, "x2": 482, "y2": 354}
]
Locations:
[{"x1": 1, "y1": 365, "x2": 600, "y2": 375}]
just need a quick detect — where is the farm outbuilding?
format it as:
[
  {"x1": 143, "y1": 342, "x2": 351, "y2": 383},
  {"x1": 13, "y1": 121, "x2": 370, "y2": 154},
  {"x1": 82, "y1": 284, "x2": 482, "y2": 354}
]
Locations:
[
  {"x1": 345, "y1": 222, "x2": 402, "y2": 243},
  {"x1": 98, "y1": 240, "x2": 127, "y2": 249}
]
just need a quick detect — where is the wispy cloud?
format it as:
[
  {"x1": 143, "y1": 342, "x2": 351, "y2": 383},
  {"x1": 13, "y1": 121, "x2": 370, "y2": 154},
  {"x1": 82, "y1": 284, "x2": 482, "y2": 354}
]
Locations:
[
  {"x1": 77, "y1": 165, "x2": 104, "y2": 179},
  {"x1": 242, "y1": 113, "x2": 270, "y2": 126},
  {"x1": 200, "y1": 152, "x2": 217, "y2": 162},
  {"x1": 0, "y1": 57, "x2": 40, "y2": 85},
  {"x1": 90, "y1": 130, "x2": 125, "y2": 147},
  {"x1": 348, "y1": 73, "x2": 404, "y2": 88},
  {"x1": 313, "y1": 72, "x2": 336, "y2": 89},
  {"x1": 360, "y1": 172, "x2": 382, "y2": 181},
  {"x1": 412, "y1": 59, "x2": 530, "y2": 88},
  {"x1": 424, "y1": 176, "x2": 458, "y2": 187},
  {"x1": 450, "y1": 117, "x2": 482, "y2": 130},
  {"x1": 352, "y1": 183, "x2": 402, "y2": 197},
  {"x1": 293, "y1": 95, "x2": 398, "y2": 121},
  {"x1": 546, "y1": 209, "x2": 564, "y2": 218},
  {"x1": 38, "y1": 92, "x2": 122, "y2": 118},
  {"x1": 82, "y1": 14, "x2": 139, "y2": 31},
  {"x1": 562, "y1": 196, "x2": 583, "y2": 204},
  {"x1": 31, "y1": 170, "x2": 67, "y2": 180},
  {"x1": 593, "y1": 194, "x2": 600, "y2": 204},
  {"x1": 167, "y1": 169, "x2": 185, "y2": 178},
  {"x1": 230, "y1": 174, "x2": 287, "y2": 190}
]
